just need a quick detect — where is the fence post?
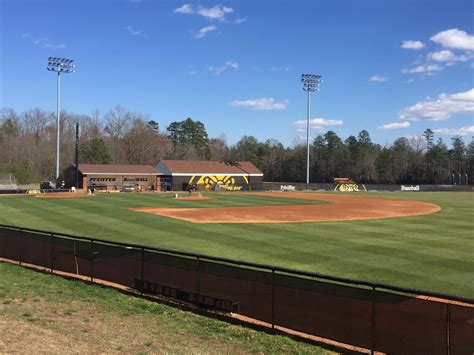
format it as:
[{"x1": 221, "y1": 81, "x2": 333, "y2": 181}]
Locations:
[
  {"x1": 140, "y1": 247, "x2": 144, "y2": 295},
  {"x1": 50, "y1": 232, "x2": 54, "y2": 273},
  {"x1": 73, "y1": 239, "x2": 76, "y2": 273},
  {"x1": 196, "y1": 256, "x2": 200, "y2": 307},
  {"x1": 90, "y1": 239, "x2": 94, "y2": 283},
  {"x1": 272, "y1": 268, "x2": 275, "y2": 331},
  {"x1": 371, "y1": 286, "x2": 376, "y2": 355},
  {"x1": 19, "y1": 228, "x2": 23, "y2": 266},
  {"x1": 447, "y1": 303, "x2": 451, "y2": 355}
]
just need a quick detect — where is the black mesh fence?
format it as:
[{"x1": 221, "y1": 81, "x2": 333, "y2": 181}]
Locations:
[
  {"x1": 197, "y1": 259, "x2": 273, "y2": 321},
  {"x1": 373, "y1": 291, "x2": 448, "y2": 353},
  {"x1": 0, "y1": 227, "x2": 21, "y2": 261},
  {"x1": 143, "y1": 251, "x2": 197, "y2": 293},
  {"x1": 0, "y1": 224, "x2": 473, "y2": 354},
  {"x1": 93, "y1": 242, "x2": 142, "y2": 289},
  {"x1": 52, "y1": 237, "x2": 93, "y2": 277},
  {"x1": 450, "y1": 304, "x2": 474, "y2": 355},
  {"x1": 20, "y1": 230, "x2": 53, "y2": 269},
  {"x1": 274, "y1": 273, "x2": 373, "y2": 348}
]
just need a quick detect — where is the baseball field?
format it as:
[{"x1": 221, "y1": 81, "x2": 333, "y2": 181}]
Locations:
[{"x1": 0, "y1": 190, "x2": 472, "y2": 298}]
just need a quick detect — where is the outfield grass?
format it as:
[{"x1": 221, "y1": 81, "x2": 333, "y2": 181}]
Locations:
[
  {"x1": 0, "y1": 191, "x2": 472, "y2": 298},
  {"x1": 0, "y1": 262, "x2": 330, "y2": 354}
]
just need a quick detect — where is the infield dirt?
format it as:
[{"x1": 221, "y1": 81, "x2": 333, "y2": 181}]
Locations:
[{"x1": 131, "y1": 192, "x2": 441, "y2": 223}]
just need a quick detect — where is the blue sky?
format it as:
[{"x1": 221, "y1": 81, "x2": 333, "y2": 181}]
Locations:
[{"x1": 1, "y1": 0, "x2": 473, "y2": 147}]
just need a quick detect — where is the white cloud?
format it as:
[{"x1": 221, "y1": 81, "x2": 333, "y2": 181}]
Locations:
[
  {"x1": 22, "y1": 33, "x2": 65, "y2": 49},
  {"x1": 235, "y1": 17, "x2": 247, "y2": 24},
  {"x1": 402, "y1": 64, "x2": 442, "y2": 74},
  {"x1": 293, "y1": 118, "x2": 343, "y2": 132},
  {"x1": 405, "y1": 134, "x2": 424, "y2": 142},
  {"x1": 174, "y1": 4, "x2": 234, "y2": 21},
  {"x1": 197, "y1": 4, "x2": 233, "y2": 20},
  {"x1": 399, "y1": 88, "x2": 474, "y2": 121},
  {"x1": 400, "y1": 30, "x2": 474, "y2": 76},
  {"x1": 428, "y1": 50, "x2": 455, "y2": 62},
  {"x1": 431, "y1": 28, "x2": 474, "y2": 51},
  {"x1": 369, "y1": 75, "x2": 388, "y2": 82},
  {"x1": 401, "y1": 40, "x2": 425, "y2": 50},
  {"x1": 230, "y1": 98, "x2": 288, "y2": 110},
  {"x1": 33, "y1": 37, "x2": 65, "y2": 49},
  {"x1": 428, "y1": 50, "x2": 469, "y2": 62},
  {"x1": 174, "y1": 4, "x2": 193, "y2": 14},
  {"x1": 194, "y1": 25, "x2": 217, "y2": 39},
  {"x1": 433, "y1": 126, "x2": 474, "y2": 136},
  {"x1": 378, "y1": 121, "x2": 411, "y2": 130},
  {"x1": 209, "y1": 61, "x2": 238, "y2": 74},
  {"x1": 32, "y1": 38, "x2": 45, "y2": 45},
  {"x1": 125, "y1": 26, "x2": 145, "y2": 37},
  {"x1": 269, "y1": 66, "x2": 289, "y2": 72}
]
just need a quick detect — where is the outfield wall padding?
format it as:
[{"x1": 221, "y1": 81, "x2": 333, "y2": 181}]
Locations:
[{"x1": 261, "y1": 182, "x2": 472, "y2": 192}]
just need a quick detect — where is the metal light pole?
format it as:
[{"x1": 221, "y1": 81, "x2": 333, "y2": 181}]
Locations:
[
  {"x1": 47, "y1": 57, "x2": 75, "y2": 181},
  {"x1": 301, "y1": 74, "x2": 322, "y2": 190}
]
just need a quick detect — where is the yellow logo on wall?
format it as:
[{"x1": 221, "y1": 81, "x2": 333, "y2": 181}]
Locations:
[
  {"x1": 334, "y1": 183, "x2": 367, "y2": 192},
  {"x1": 27, "y1": 189, "x2": 41, "y2": 194},
  {"x1": 188, "y1": 175, "x2": 246, "y2": 191}
]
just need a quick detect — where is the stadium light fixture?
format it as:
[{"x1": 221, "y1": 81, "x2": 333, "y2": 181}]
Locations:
[
  {"x1": 301, "y1": 73, "x2": 322, "y2": 190},
  {"x1": 47, "y1": 57, "x2": 75, "y2": 181}
]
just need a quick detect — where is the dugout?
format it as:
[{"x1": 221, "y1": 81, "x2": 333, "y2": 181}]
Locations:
[
  {"x1": 155, "y1": 160, "x2": 263, "y2": 191},
  {"x1": 64, "y1": 164, "x2": 163, "y2": 191}
]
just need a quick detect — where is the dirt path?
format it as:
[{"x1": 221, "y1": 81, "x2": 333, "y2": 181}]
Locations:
[
  {"x1": 35, "y1": 192, "x2": 89, "y2": 198},
  {"x1": 174, "y1": 195, "x2": 212, "y2": 201},
  {"x1": 131, "y1": 192, "x2": 441, "y2": 223}
]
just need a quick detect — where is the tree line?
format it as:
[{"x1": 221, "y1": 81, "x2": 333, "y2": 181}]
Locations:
[{"x1": 0, "y1": 106, "x2": 473, "y2": 184}]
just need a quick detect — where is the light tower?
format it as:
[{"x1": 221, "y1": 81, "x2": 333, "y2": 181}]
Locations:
[
  {"x1": 301, "y1": 73, "x2": 322, "y2": 190},
  {"x1": 47, "y1": 57, "x2": 75, "y2": 181}
]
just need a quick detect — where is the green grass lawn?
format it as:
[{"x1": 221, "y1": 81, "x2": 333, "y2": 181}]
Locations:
[
  {"x1": 0, "y1": 262, "x2": 330, "y2": 354},
  {"x1": 0, "y1": 191, "x2": 473, "y2": 298}
]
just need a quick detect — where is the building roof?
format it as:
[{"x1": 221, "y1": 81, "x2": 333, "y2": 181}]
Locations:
[
  {"x1": 77, "y1": 164, "x2": 160, "y2": 175},
  {"x1": 157, "y1": 160, "x2": 263, "y2": 176}
]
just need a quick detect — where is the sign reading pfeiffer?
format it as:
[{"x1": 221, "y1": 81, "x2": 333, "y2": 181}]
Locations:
[
  {"x1": 89, "y1": 177, "x2": 117, "y2": 182},
  {"x1": 401, "y1": 185, "x2": 420, "y2": 191}
]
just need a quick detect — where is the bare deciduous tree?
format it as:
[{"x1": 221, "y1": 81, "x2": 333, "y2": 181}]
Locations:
[{"x1": 0, "y1": 106, "x2": 470, "y2": 185}]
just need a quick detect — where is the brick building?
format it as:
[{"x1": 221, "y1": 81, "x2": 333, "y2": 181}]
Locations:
[{"x1": 64, "y1": 164, "x2": 162, "y2": 191}]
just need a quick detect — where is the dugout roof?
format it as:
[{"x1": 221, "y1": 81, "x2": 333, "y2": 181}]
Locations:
[{"x1": 156, "y1": 160, "x2": 263, "y2": 176}]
